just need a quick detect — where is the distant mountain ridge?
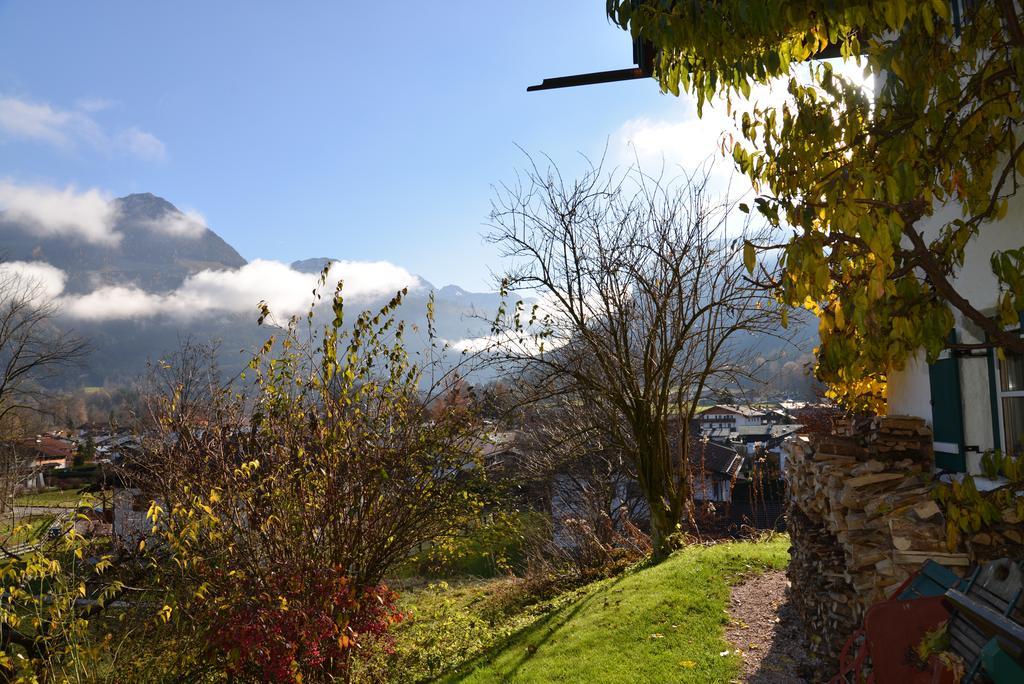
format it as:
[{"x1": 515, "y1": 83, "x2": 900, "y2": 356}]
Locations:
[
  {"x1": 0, "y1": 193, "x2": 506, "y2": 385},
  {"x1": 0, "y1": 192, "x2": 818, "y2": 397},
  {"x1": 288, "y1": 258, "x2": 508, "y2": 310}
]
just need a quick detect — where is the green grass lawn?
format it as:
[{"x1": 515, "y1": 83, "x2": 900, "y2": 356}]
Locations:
[
  {"x1": 14, "y1": 489, "x2": 84, "y2": 508},
  {"x1": 441, "y1": 536, "x2": 790, "y2": 684},
  {"x1": 0, "y1": 513, "x2": 56, "y2": 544}
]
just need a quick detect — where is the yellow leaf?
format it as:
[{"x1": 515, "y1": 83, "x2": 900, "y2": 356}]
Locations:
[{"x1": 158, "y1": 604, "x2": 173, "y2": 623}]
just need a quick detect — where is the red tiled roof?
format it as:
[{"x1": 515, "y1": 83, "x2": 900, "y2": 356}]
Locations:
[{"x1": 23, "y1": 436, "x2": 75, "y2": 460}]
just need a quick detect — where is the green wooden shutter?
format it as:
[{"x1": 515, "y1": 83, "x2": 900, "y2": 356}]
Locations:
[{"x1": 928, "y1": 332, "x2": 967, "y2": 472}]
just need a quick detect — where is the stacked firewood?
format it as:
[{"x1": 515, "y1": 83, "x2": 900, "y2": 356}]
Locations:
[
  {"x1": 786, "y1": 506, "x2": 859, "y2": 670},
  {"x1": 832, "y1": 414, "x2": 936, "y2": 461},
  {"x1": 784, "y1": 416, "x2": 968, "y2": 672}
]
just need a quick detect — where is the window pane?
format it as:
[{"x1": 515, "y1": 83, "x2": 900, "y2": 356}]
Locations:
[
  {"x1": 1002, "y1": 397, "x2": 1024, "y2": 457},
  {"x1": 1000, "y1": 354, "x2": 1024, "y2": 392}
]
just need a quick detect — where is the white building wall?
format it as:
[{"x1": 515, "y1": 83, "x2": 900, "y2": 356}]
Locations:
[
  {"x1": 886, "y1": 175, "x2": 1024, "y2": 472},
  {"x1": 888, "y1": 351, "x2": 934, "y2": 420}
]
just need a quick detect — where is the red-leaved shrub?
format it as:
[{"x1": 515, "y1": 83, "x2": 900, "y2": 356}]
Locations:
[{"x1": 206, "y1": 566, "x2": 403, "y2": 682}]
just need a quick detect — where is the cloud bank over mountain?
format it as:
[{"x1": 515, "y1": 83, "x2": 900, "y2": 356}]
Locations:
[
  {"x1": 0, "y1": 182, "x2": 121, "y2": 246},
  {"x1": 0, "y1": 188, "x2": 815, "y2": 393},
  {"x1": 38, "y1": 258, "x2": 422, "y2": 322},
  {"x1": 0, "y1": 260, "x2": 67, "y2": 303},
  {"x1": 0, "y1": 181, "x2": 215, "y2": 247},
  {"x1": 0, "y1": 189, "x2": 462, "y2": 326}
]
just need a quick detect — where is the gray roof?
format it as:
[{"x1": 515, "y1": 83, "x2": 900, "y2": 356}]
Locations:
[
  {"x1": 690, "y1": 439, "x2": 743, "y2": 478},
  {"x1": 701, "y1": 404, "x2": 767, "y2": 418},
  {"x1": 734, "y1": 425, "x2": 773, "y2": 436}
]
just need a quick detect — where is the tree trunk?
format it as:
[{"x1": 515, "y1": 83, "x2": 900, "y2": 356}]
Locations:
[
  {"x1": 638, "y1": 427, "x2": 680, "y2": 563},
  {"x1": 648, "y1": 497, "x2": 674, "y2": 563}
]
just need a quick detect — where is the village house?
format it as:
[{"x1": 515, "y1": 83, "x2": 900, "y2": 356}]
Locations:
[
  {"x1": 76, "y1": 423, "x2": 143, "y2": 465},
  {"x1": 21, "y1": 434, "x2": 76, "y2": 470},
  {"x1": 697, "y1": 404, "x2": 773, "y2": 431},
  {"x1": 696, "y1": 404, "x2": 808, "y2": 475},
  {"x1": 689, "y1": 439, "x2": 744, "y2": 503}
]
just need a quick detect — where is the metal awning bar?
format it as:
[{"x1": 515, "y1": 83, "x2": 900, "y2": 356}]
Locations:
[
  {"x1": 527, "y1": 66, "x2": 650, "y2": 92},
  {"x1": 528, "y1": 41, "x2": 840, "y2": 93}
]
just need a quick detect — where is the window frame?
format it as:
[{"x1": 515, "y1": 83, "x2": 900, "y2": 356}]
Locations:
[{"x1": 995, "y1": 354, "x2": 1024, "y2": 457}]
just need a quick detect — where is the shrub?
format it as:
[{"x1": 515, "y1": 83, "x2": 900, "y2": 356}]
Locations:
[
  {"x1": 136, "y1": 276, "x2": 491, "y2": 681},
  {"x1": 205, "y1": 567, "x2": 403, "y2": 681}
]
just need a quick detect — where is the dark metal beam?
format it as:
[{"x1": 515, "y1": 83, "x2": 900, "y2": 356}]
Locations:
[{"x1": 527, "y1": 67, "x2": 650, "y2": 92}]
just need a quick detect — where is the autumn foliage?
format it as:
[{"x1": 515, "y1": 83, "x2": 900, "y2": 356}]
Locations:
[
  {"x1": 610, "y1": 0, "x2": 1024, "y2": 411},
  {"x1": 134, "y1": 275, "x2": 488, "y2": 681},
  {"x1": 206, "y1": 567, "x2": 403, "y2": 681}
]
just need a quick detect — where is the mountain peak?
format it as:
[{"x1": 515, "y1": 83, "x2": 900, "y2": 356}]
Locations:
[
  {"x1": 0, "y1": 191, "x2": 246, "y2": 293},
  {"x1": 117, "y1": 191, "x2": 178, "y2": 209},
  {"x1": 115, "y1": 192, "x2": 182, "y2": 220},
  {"x1": 290, "y1": 257, "x2": 336, "y2": 274},
  {"x1": 439, "y1": 285, "x2": 468, "y2": 297}
]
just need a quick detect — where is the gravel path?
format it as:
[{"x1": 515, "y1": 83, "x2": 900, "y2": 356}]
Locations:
[{"x1": 724, "y1": 570, "x2": 813, "y2": 683}]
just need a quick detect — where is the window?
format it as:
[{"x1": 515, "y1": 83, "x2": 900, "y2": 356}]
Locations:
[{"x1": 998, "y1": 353, "x2": 1024, "y2": 456}]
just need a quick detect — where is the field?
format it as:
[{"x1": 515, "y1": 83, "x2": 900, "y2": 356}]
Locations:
[
  {"x1": 13, "y1": 489, "x2": 84, "y2": 508},
  {"x1": 371, "y1": 535, "x2": 791, "y2": 683}
]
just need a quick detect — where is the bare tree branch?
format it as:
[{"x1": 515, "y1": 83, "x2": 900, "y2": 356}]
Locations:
[{"x1": 481, "y1": 157, "x2": 787, "y2": 560}]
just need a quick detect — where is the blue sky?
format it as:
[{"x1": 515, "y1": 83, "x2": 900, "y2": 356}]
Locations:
[{"x1": 0, "y1": 1, "x2": 710, "y2": 290}]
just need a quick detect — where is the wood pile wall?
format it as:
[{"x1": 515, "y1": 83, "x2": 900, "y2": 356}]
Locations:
[{"x1": 784, "y1": 415, "x2": 968, "y2": 672}]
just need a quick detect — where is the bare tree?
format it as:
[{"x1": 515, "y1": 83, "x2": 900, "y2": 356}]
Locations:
[
  {"x1": 0, "y1": 442, "x2": 43, "y2": 525},
  {"x1": 484, "y1": 159, "x2": 785, "y2": 560},
  {"x1": 0, "y1": 267, "x2": 88, "y2": 428}
]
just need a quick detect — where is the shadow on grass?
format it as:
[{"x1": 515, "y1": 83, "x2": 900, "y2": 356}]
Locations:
[{"x1": 439, "y1": 572, "x2": 630, "y2": 683}]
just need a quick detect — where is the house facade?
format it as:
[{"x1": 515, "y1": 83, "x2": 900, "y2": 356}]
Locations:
[
  {"x1": 887, "y1": 197, "x2": 1024, "y2": 474},
  {"x1": 689, "y1": 439, "x2": 744, "y2": 503},
  {"x1": 22, "y1": 435, "x2": 76, "y2": 469},
  {"x1": 697, "y1": 405, "x2": 771, "y2": 430}
]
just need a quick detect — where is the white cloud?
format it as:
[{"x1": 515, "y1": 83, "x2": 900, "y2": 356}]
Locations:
[
  {"x1": 611, "y1": 59, "x2": 873, "y2": 196},
  {"x1": 324, "y1": 260, "x2": 423, "y2": 301},
  {"x1": 0, "y1": 96, "x2": 100, "y2": 147},
  {"x1": 55, "y1": 259, "x2": 423, "y2": 322},
  {"x1": 117, "y1": 127, "x2": 166, "y2": 161},
  {"x1": 0, "y1": 181, "x2": 121, "y2": 246},
  {"x1": 0, "y1": 181, "x2": 212, "y2": 245},
  {"x1": 0, "y1": 94, "x2": 164, "y2": 161},
  {"x1": 612, "y1": 95, "x2": 755, "y2": 199},
  {"x1": 142, "y1": 209, "x2": 207, "y2": 238},
  {"x1": 449, "y1": 333, "x2": 502, "y2": 354},
  {"x1": 615, "y1": 109, "x2": 733, "y2": 174},
  {"x1": 60, "y1": 285, "x2": 163, "y2": 321},
  {"x1": 449, "y1": 291, "x2": 567, "y2": 357},
  {"x1": 448, "y1": 330, "x2": 567, "y2": 357},
  {"x1": 75, "y1": 97, "x2": 115, "y2": 113},
  {"x1": 0, "y1": 261, "x2": 67, "y2": 303}
]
